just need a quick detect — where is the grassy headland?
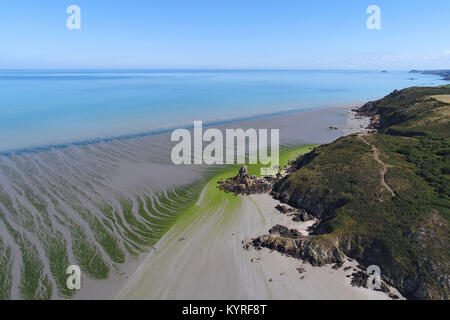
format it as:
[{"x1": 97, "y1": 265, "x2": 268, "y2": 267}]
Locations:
[{"x1": 272, "y1": 85, "x2": 450, "y2": 299}]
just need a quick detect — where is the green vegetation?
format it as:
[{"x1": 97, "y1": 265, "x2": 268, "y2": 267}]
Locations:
[
  {"x1": 0, "y1": 238, "x2": 12, "y2": 299},
  {"x1": 152, "y1": 144, "x2": 315, "y2": 248},
  {"x1": 71, "y1": 223, "x2": 110, "y2": 280},
  {"x1": 0, "y1": 127, "x2": 317, "y2": 299},
  {"x1": 243, "y1": 144, "x2": 316, "y2": 177},
  {"x1": 38, "y1": 230, "x2": 73, "y2": 298},
  {"x1": 274, "y1": 85, "x2": 450, "y2": 299},
  {"x1": 0, "y1": 127, "x2": 356, "y2": 300}
]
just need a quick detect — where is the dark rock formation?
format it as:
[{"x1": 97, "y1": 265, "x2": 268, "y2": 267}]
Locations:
[
  {"x1": 275, "y1": 204, "x2": 294, "y2": 214},
  {"x1": 297, "y1": 266, "x2": 306, "y2": 274},
  {"x1": 350, "y1": 270, "x2": 392, "y2": 296},
  {"x1": 332, "y1": 262, "x2": 343, "y2": 270},
  {"x1": 252, "y1": 225, "x2": 345, "y2": 267},
  {"x1": 275, "y1": 204, "x2": 313, "y2": 222},
  {"x1": 218, "y1": 166, "x2": 275, "y2": 195},
  {"x1": 269, "y1": 225, "x2": 302, "y2": 239},
  {"x1": 291, "y1": 209, "x2": 313, "y2": 222}
]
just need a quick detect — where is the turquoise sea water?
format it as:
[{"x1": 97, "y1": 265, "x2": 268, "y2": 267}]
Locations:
[{"x1": 0, "y1": 69, "x2": 446, "y2": 153}]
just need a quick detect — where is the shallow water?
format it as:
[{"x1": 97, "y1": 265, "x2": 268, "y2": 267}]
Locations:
[{"x1": 0, "y1": 69, "x2": 446, "y2": 153}]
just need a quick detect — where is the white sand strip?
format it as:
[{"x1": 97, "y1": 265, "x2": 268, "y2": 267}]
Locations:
[
  {"x1": 118, "y1": 192, "x2": 394, "y2": 300},
  {"x1": 0, "y1": 103, "x2": 372, "y2": 299}
]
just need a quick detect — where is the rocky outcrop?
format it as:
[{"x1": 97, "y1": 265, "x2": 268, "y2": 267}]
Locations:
[
  {"x1": 251, "y1": 220, "x2": 447, "y2": 299},
  {"x1": 275, "y1": 204, "x2": 295, "y2": 214},
  {"x1": 291, "y1": 209, "x2": 314, "y2": 222},
  {"x1": 251, "y1": 225, "x2": 345, "y2": 267},
  {"x1": 218, "y1": 166, "x2": 275, "y2": 195},
  {"x1": 250, "y1": 226, "x2": 403, "y2": 298},
  {"x1": 268, "y1": 225, "x2": 303, "y2": 239},
  {"x1": 227, "y1": 86, "x2": 450, "y2": 299},
  {"x1": 272, "y1": 183, "x2": 346, "y2": 220},
  {"x1": 275, "y1": 204, "x2": 313, "y2": 222}
]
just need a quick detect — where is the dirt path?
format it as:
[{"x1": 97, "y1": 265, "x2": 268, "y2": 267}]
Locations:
[{"x1": 358, "y1": 134, "x2": 395, "y2": 197}]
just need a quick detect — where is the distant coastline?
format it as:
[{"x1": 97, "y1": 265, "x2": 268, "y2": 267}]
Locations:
[{"x1": 410, "y1": 69, "x2": 450, "y2": 80}]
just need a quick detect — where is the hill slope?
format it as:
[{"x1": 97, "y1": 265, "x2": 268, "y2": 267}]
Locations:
[{"x1": 272, "y1": 85, "x2": 450, "y2": 299}]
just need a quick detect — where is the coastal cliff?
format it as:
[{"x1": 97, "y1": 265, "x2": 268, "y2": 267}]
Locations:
[
  {"x1": 410, "y1": 70, "x2": 450, "y2": 81},
  {"x1": 253, "y1": 85, "x2": 450, "y2": 299}
]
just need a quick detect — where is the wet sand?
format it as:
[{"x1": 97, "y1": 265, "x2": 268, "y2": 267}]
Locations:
[
  {"x1": 118, "y1": 193, "x2": 395, "y2": 300},
  {"x1": 118, "y1": 105, "x2": 387, "y2": 300},
  {"x1": 0, "y1": 103, "x2": 374, "y2": 299}
]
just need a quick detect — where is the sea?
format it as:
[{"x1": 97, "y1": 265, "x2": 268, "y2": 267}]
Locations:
[{"x1": 0, "y1": 69, "x2": 446, "y2": 154}]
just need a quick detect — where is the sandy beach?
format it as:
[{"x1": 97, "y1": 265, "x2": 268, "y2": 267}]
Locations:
[
  {"x1": 0, "y1": 103, "x2": 378, "y2": 299},
  {"x1": 2, "y1": 2, "x2": 448, "y2": 303},
  {"x1": 116, "y1": 104, "x2": 389, "y2": 300},
  {"x1": 118, "y1": 192, "x2": 396, "y2": 299}
]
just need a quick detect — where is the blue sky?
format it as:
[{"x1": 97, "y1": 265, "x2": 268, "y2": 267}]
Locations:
[{"x1": 0, "y1": 0, "x2": 449, "y2": 69}]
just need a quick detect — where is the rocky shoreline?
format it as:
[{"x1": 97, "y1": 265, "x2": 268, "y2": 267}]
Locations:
[
  {"x1": 218, "y1": 160, "x2": 403, "y2": 299},
  {"x1": 410, "y1": 69, "x2": 450, "y2": 81},
  {"x1": 219, "y1": 93, "x2": 450, "y2": 300},
  {"x1": 217, "y1": 86, "x2": 450, "y2": 300}
]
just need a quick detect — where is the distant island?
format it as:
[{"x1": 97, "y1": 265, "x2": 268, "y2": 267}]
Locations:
[{"x1": 410, "y1": 69, "x2": 450, "y2": 80}]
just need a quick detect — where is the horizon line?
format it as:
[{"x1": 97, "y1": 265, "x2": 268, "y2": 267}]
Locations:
[{"x1": 0, "y1": 67, "x2": 427, "y2": 72}]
